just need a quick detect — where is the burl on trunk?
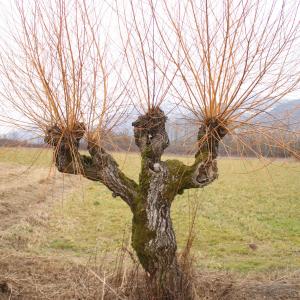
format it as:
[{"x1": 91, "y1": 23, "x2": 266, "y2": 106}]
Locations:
[{"x1": 45, "y1": 108, "x2": 226, "y2": 294}]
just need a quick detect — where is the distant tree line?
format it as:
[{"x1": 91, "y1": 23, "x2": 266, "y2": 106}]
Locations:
[
  {"x1": 0, "y1": 138, "x2": 46, "y2": 148},
  {"x1": 1, "y1": 129, "x2": 299, "y2": 159}
]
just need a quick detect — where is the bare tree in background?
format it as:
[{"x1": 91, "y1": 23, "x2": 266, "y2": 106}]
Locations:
[{"x1": 0, "y1": 0, "x2": 299, "y2": 297}]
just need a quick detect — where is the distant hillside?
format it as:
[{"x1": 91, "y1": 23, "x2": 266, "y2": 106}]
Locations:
[
  {"x1": 270, "y1": 99, "x2": 300, "y2": 115},
  {"x1": 257, "y1": 99, "x2": 300, "y2": 130}
]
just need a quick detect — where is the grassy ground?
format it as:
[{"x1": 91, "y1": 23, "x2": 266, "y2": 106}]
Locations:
[{"x1": 0, "y1": 147, "x2": 299, "y2": 274}]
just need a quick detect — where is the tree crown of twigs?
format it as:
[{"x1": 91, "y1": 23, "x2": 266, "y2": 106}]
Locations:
[{"x1": 0, "y1": 0, "x2": 299, "y2": 158}]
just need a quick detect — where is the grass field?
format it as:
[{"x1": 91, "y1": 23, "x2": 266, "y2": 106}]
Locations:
[{"x1": 0, "y1": 147, "x2": 299, "y2": 274}]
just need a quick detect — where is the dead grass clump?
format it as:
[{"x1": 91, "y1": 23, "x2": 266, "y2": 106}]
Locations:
[
  {"x1": 192, "y1": 271, "x2": 300, "y2": 300},
  {"x1": 0, "y1": 252, "x2": 299, "y2": 300}
]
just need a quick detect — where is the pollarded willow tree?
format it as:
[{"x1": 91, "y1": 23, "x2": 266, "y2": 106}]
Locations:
[{"x1": 0, "y1": 0, "x2": 300, "y2": 295}]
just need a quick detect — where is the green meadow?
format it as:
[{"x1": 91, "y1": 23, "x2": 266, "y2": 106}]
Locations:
[{"x1": 0, "y1": 147, "x2": 299, "y2": 273}]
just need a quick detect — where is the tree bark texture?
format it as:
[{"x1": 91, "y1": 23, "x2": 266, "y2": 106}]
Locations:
[{"x1": 45, "y1": 108, "x2": 226, "y2": 295}]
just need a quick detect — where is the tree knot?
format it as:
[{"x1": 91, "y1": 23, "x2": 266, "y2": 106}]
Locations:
[
  {"x1": 44, "y1": 122, "x2": 85, "y2": 148},
  {"x1": 197, "y1": 118, "x2": 227, "y2": 159},
  {"x1": 132, "y1": 108, "x2": 169, "y2": 160}
]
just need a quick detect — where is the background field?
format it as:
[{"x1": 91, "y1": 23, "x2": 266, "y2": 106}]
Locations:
[{"x1": 0, "y1": 147, "x2": 299, "y2": 275}]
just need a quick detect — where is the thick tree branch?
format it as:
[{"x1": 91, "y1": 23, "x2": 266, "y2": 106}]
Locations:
[
  {"x1": 165, "y1": 153, "x2": 218, "y2": 195},
  {"x1": 88, "y1": 142, "x2": 138, "y2": 207},
  {"x1": 45, "y1": 124, "x2": 138, "y2": 207},
  {"x1": 165, "y1": 118, "x2": 227, "y2": 195},
  {"x1": 131, "y1": 109, "x2": 226, "y2": 198}
]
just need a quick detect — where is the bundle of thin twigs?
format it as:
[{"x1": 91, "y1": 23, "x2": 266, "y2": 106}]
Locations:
[
  {"x1": 150, "y1": 0, "x2": 300, "y2": 158},
  {"x1": 0, "y1": 0, "x2": 299, "y2": 159},
  {"x1": 0, "y1": 0, "x2": 129, "y2": 146}
]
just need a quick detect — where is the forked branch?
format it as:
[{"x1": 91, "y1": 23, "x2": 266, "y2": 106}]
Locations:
[
  {"x1": 45, "y1": 109, "x2": 226, "y2": 209},
  {"x1": 132, "y1": 108, "x2": 226, "y2": 199},
  {"x1": 45, "y1": 124, "x2": 138, "y2": 207}
]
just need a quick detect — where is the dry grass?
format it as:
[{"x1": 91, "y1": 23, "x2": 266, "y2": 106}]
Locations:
[
  {"x1": 0, "y1": 148, "x2": 299, "y2": 273},
  {"x1": 0, "y1": 149, "x2": 299, "y2": 298},
  {"x1": 0, "y1": 250, "x2": 299, "y2": 299}
]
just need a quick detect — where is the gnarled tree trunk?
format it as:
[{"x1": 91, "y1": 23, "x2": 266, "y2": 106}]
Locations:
[{"x1": 45, "y1": 108, "x2": 226, "y2": 297}]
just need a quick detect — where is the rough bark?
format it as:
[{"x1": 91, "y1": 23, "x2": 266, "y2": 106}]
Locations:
[
  {"x1": 44, "y1": 124, "x2": 138, "y2": 207},
  {"x1": 131, "y1": 110, "x2": 177, "y2": 286},
  {"x1": 130, "y1": 108, "x2": 226, "y2": 295},
  {"x1": 45, "y1": 108, "x2": 226, "y2": 297}
]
